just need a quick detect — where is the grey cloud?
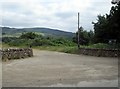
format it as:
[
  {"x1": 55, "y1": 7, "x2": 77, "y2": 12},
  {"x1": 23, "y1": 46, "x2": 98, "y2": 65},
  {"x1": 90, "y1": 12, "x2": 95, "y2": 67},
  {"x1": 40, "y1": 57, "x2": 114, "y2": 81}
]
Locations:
[
  {"x1": 2, "y1": 18, "x2": 34, "y2": 27},
  {"x1": 55, "y1": 12, "x2": 75, "y2": 19},
  {"x1": 2, "y1": 3, "x2": 21, "y2": 12},
  {"x1": 1, "y1": 0, "x2": 112, "y2": 32}
]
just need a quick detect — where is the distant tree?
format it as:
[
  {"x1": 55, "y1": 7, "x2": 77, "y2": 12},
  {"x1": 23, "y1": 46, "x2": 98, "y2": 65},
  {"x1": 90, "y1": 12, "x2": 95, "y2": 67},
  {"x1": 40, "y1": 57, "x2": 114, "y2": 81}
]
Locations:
[
  {"x1": 2, "y1": 37, "x2": 18, "y2": 43},
  {"x1": 73, "y1": 27, "x2": 93, "y2": 45},
  {"x1": 2, "y1": 32, "x2": 6, "y2": 35},
  {"x1": 20, "y1": 32, "x2": 39, "y2": 39},
  {"x1": 88, "y1": 30, "x2": 94, "y2": 44}
]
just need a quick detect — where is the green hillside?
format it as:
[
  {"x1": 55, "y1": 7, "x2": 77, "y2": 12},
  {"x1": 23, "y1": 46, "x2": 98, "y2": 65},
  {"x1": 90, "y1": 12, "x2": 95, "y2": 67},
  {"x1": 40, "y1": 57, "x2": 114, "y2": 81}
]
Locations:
[{"x1": 1, "y1": 27, "x2": 75, "y2": 39}]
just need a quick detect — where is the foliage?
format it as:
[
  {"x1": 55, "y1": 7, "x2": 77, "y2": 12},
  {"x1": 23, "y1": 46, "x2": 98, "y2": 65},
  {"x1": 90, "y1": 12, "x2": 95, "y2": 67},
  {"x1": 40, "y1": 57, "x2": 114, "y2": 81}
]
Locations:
[
  {"x1": 0, "y1": 43, "x2": 10, "y2": 49},
  {"x1": 81, "y1": 43, "x2": 120, "y2": 49},
  {"x1": 92, "y1": 15, "x2": 109, "y2": 43},
  {"x1": 108, "y1": 1, "x2": 120, "y2": 43},
  {"x1": 2, "y1": 37, "x2": 18, "y2": 43},
  {"x1": 73, "y1": 27, "x2": 94, "y2": 45},
  {"x1": 92, "y1": 1, "x2": 120, "y2": 43},
  {"x1": 20, "y1": 32, "x2": 39, "y2": 39},
  {"x1": 34, "y1": 46, "x2": 79, "y2": 54},
  {"x1": 31, "y1": 38, "x2": 76, "y2": 47},
  {"x1": 2, "y1": 32, "x2": 76, "y2": 47}
]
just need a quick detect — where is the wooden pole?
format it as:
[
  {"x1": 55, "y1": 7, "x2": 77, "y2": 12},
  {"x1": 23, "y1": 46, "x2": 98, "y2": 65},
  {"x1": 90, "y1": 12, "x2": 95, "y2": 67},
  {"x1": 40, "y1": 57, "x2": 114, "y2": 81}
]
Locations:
[{"x1": 78, "y1": 12, "x2": 80, "y2": 49}]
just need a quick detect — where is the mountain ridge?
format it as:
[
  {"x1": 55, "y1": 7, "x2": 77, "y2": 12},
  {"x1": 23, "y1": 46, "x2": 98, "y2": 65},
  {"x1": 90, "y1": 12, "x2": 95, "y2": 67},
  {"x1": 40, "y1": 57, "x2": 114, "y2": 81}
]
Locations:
[{"x1": 1, "y1": 27, "x2": 75, "y2": 39}]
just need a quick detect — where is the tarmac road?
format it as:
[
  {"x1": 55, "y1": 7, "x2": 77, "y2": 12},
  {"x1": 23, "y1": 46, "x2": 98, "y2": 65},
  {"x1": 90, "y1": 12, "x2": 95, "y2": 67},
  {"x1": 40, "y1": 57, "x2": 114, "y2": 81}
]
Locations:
[{"x1": 2, "y1": 49, "x2": 118, "y2": 87}]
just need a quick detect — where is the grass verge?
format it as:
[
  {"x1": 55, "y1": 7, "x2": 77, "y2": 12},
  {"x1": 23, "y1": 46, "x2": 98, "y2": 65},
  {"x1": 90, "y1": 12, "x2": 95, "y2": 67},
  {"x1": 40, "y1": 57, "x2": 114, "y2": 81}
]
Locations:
[{"x1": 33, "y1": 46, "x2": 79, "y2": 54}]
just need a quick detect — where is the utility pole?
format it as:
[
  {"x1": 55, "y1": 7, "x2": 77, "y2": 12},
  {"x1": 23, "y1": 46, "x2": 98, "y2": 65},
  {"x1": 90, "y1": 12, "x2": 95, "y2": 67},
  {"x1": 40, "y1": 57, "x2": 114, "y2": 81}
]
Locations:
[{"x1": 78, "y1": 12, "x2": 80, "y2": 49}]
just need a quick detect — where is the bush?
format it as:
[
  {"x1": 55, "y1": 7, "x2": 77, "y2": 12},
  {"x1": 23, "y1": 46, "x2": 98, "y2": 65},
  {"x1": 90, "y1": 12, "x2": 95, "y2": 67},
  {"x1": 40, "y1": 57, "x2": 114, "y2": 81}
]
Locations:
[
  {"x1": 20, "y1": 32, "x2": 39, "y2": 39},
  {"x1": 2, "y1": 34, "x2": 77, "y2": 47},
  {"x1": 81, "y1": 43, "x2": 120, "y2": 49},
  {"x1": 31, "y1": 39, "x2": 54, "y2": 46},
  {"x1": 2, "y1": 37, "x2": 18, "y2": 43}
]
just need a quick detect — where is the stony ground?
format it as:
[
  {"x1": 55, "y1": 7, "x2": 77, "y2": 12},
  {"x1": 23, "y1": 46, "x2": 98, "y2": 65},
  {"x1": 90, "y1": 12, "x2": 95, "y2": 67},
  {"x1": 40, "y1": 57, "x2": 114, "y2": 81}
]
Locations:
[{"x1": 2, "y1": 49, "x2": 118, "y2": 87}]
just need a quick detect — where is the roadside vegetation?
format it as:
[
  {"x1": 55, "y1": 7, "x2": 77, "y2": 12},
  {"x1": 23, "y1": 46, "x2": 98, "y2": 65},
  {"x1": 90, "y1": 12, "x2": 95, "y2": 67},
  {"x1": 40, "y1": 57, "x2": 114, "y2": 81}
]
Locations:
[{"x1": 2, "y1": 32, "x2": 76, "y2": 47}]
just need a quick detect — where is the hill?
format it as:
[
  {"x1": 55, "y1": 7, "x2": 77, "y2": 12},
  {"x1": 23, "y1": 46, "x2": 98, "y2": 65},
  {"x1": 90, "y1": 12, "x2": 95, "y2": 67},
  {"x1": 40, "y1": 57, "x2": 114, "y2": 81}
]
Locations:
[{"x1": 1, "y1": 27, "x2": 75, "y2": 39}]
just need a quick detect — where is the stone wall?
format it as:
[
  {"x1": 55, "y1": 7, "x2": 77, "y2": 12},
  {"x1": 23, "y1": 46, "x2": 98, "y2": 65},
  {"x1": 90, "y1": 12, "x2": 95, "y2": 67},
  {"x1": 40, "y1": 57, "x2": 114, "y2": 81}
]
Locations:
[
  {"x1": 0, "y1": 48, "x2": 33, "y2": 61},
  {"x1": 79, "y1": 48, "x2": 120, "y2": 57}
]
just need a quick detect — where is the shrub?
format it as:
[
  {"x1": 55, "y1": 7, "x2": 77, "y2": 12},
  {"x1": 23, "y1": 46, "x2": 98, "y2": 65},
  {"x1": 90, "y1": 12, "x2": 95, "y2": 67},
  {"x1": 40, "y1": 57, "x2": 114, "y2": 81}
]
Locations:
[{"x1": 20, "y1": 32, "x2": 39, "y2": 39}]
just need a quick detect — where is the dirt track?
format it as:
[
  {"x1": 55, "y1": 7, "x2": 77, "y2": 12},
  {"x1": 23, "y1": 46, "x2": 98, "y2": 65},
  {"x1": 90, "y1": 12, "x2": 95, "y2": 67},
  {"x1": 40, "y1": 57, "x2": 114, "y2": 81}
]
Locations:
[{"x1": 2, "y1": 49, "x2": 118, "y2": 87}]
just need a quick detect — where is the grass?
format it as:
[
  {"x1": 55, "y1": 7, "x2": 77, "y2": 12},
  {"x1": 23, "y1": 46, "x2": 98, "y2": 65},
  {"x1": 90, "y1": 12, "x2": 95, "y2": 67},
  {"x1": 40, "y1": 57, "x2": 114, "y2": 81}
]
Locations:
[
  {"x1": 1, "y1": 43, "x2": 80, "y2": 56},
  {"x1": 33, "y1": 43, "x2": 115, "y2": 54},
  {"x1": 1, "y1": 43, "x2": 27, "y2": 49},
  {"x1": 34, "y1": 46, "x2": 79, "y2": 54},
  {"x1": 0, "y1": 43, "x2": 10, "y2": 49},
  {"x1": 81, "y1": 43, "x2": 120, "y2": 49}
]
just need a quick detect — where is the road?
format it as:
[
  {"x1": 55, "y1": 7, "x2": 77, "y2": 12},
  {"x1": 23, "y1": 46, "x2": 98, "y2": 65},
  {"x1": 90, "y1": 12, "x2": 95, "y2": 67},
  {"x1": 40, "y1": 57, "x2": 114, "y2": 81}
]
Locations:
[{"x1": 2, "y1": 49, "x2": 118, "y2": 87}]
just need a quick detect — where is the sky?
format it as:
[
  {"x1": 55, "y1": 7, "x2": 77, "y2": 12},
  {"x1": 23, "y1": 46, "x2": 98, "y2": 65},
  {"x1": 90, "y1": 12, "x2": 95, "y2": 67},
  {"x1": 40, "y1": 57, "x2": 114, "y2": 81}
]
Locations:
[{"x1": 0, "y1": 0, "x2": 112, "y2": 32}]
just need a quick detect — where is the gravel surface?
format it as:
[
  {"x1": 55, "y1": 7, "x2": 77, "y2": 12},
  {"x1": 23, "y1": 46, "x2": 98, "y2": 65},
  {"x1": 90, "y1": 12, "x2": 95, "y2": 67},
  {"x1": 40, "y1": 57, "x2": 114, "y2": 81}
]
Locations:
[{"x1": 2, "y1": 49, "x2": 118, "y2": 87}]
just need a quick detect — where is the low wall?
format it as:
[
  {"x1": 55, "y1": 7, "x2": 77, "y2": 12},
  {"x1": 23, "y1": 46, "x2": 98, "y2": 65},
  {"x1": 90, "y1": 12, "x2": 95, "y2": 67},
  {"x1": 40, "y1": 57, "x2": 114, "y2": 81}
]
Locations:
[
  {"x1": 0, "y1": 48, "x2": 33, "y2": 61},
  {"x1": 79, "y1": 48, "x2": 120, "y2": 57}
]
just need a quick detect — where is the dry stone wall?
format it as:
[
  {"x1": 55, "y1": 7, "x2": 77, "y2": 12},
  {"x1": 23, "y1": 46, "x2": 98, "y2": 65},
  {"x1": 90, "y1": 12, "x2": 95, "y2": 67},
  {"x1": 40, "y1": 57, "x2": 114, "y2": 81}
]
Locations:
[
  {"x1": 1, "y1": 48, "x2": 33, "y2": 61},
  {"x1": 79, "y1": 48, "x2": 120, "y2": 57}
]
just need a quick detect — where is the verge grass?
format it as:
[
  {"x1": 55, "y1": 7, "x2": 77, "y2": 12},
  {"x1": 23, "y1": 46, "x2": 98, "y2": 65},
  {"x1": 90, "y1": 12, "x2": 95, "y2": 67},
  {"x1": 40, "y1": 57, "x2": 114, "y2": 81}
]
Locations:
[
  {"x1": 0, "y1": 43, "x2": 10, "y2": 49},
  {"x1": 34, "y1": 46, "x2": 79, "y2": 54}
]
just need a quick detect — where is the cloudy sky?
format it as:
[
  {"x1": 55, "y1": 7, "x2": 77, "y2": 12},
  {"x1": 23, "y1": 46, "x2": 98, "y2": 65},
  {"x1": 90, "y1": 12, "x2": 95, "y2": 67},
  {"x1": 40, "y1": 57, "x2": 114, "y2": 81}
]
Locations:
[{"x1": 1, "y1": 0, "x2": 112, "y2": 32}]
